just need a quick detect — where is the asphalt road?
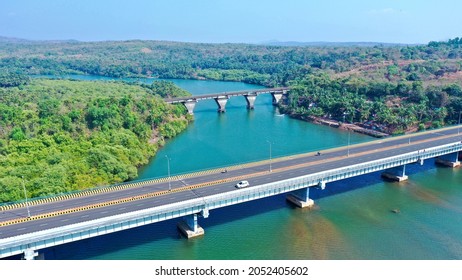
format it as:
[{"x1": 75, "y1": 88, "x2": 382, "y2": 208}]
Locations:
[{"x1": 1, "y1": 126, "x2": 461, "y2": 239}]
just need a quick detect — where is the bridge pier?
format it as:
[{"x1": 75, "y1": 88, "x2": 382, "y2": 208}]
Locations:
[
  {"x1": 436, "y1": 152, "x2": 460, "y2": 167},
  {"x1": 286, "y1": 187, "x2": 315, "y2": 208},
  {"x1": 244, "y1": 93, "x2": 258, "y2": 109},
  {"x1": 271, "y1": 92, "x2": 283, "y2": 105},
  {"x1": 182, "y1": 100, "x2": 197, "y2": 115},
  {"x1": 177, "y1": 213, "x2": 205, "y2": 238},
  {"x1": 214, "y1": 96, "x2": 229, "y2": 113},
  {"x1": 23, "y1": 249, "x2": 38, "y2": 260},
  {"x1": 418, "y1": 157, "x2": 424, "y2": 165},
  {"x1": 381, "y1": 165, "x2": 408, "y2": 182}
]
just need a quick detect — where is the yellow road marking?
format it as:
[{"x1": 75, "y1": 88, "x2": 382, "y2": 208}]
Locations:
[
  {"x1": 3, "y1": 127, "x2": 457, "y2": 212},
  {"x1": 0, "y1": 131, "x2": 460, "y2": 227}
]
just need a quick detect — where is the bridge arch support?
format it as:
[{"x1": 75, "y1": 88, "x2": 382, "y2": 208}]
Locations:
[
  {"x1": 23, "y1": 249, "x2": 38, "y2": 260},
  {"x1": 271, "y1": 92, "x2": 283, "y2": 105},
  {"x1": 244, "y1": 93, "x2": 258, "y2": 109},
  {"x1": 436, "y1": 151, "x2": 460, "y2": 167},
  {"x1": 177, "y1": 213, "x2": 206, "y2": 238},
  {"x1": 286, "y1": 187, "x2": 315, "y2": 208},
  {"x1": 182, "y1": 100, "x2": 197, "y2": 115},
  {"x1": 214, "y1": 96, "x2": 229, "y2": 113},
  {"x1": 381, "y1": 164, "x2": 408, "y2": 182}
]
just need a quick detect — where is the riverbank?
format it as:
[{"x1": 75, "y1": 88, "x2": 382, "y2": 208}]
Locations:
[{"x1": 291, "y1": 115, "x2": 390, "y2": 138}]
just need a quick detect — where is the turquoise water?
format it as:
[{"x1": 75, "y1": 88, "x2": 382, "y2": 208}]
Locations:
[
  {"x1": 137, "y1": 81, "x2": 368, "y2": 179},
  {"x1": 38, "y1": 75, "x2": 462, "y2": 260}
]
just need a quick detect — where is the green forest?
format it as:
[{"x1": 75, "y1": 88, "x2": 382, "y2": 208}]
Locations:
[
  {"x1": 2, "y1": 38, "x2": 462, "y2": 87},
  {"x1": 0, "y1": 78, "x2": 191, "y2": 203},
  {"x1": 281, "y1": 74, "x2": 462, "y2": 134},
  {"x1": 1, "y1": 37, "x2": 462, "y2": 202}
]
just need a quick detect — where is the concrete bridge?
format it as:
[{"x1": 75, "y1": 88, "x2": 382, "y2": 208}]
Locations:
[
  {"x1": 164, "y1": 87, "x2": 290, "y2": 114},
  {"x1": 0, "y1": 127, "x2": 461, "y2": 259}
]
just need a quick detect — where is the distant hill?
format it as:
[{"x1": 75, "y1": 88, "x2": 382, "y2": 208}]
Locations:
[
  {"x1": 0, "y1": 36, "x2": 33, "y2": 43},
  {"x1": 0, "y1": 35, "x2": 422, "y2": 47},
  {"x1": 259, "y1": 40, "x2": 420, "y2": 47},
  {"x1": 0, "y1": 36, "x2": 79, "y2": 44},
  {"x1": 0, "y1": 34, "x2": 460, "y2": 88}
]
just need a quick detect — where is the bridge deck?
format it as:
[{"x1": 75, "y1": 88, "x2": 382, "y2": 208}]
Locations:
[
  {"x1": 1, "y1": 126, "x2": 461, "y2": 258},
  {"x1": 164, "y1": 87, "x2": 289, "y2": 103}
]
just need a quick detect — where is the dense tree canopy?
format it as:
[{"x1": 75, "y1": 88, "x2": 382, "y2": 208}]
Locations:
[
  {"x1": 0, "y1": 79, "x2": 191, "y2": 203},
  {"x1": 0, "y1": 71, "x2": 30, "y2": 87},
  {"x1": 1, "y1": 37, "x2": 462, "y2": 202},
  {"x1": 2, "y1": 38, "x2": 462, "y2": 87},
  {"x1": 281, "y1": 74, "x2": 462, "y2": 134}
]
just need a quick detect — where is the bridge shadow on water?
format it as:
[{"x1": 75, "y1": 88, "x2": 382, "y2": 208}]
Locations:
[
  {"x1": 36, "y1": 159, "x2": 440, "y2": 259},
  {"x1": 311, "y1": 158, "x2": 438, "y2": 200}
]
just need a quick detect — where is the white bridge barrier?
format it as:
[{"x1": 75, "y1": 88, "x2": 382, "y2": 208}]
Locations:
[{"x1": 1, "y1": 141, "x2": 461, "y2": 259}]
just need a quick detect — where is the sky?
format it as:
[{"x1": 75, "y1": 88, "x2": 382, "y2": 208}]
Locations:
[{"x1": 1, "y1": 0, "x2": 461, "y2": 44}]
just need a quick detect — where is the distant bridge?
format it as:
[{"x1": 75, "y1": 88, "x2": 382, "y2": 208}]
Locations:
[{"x1": 164, "y1": 87, "x2": 290, "y2": 114}]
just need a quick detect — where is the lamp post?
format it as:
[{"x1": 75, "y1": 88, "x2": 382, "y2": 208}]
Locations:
[
  {"x1": 347, "y1": 130, "x2": 351, "y2": 157},
  {"x1": 458, "y1": 111, "x2": 461, "y2": 135},
  {"x1": 266, "y1": 140, "x2": 272, "y2": 172},
  {"x1": 22, "y1": 176, "x2": 31, "y2": 218},
  {"x1": 165, "y1": 155, "x2": 171, "y2": 191}
]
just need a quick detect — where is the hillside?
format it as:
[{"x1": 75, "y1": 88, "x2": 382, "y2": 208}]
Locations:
[
  {"x1": 1, "y1": 38, "x2": 462, "y2": 200},
  {"x1": 0, "y1": 79, "x2": 191, "y2": 203},
  {"x1": 1, "y1": 37, "x2": 462, "y2": 87}
]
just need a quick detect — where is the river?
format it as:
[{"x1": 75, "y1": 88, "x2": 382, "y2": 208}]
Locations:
[{"x1": 39, "y1": 75, "x2": 462, "y2": 260}]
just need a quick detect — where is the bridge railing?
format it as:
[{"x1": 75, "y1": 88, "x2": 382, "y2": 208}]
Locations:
[
  {"x1": 0, "y1": 197, "x2": 206, "y2": 257},
  {"x1": 1, "y1": 140, "x2": 461, "y2": 258},
  {"x1": 164, "y1": 87, "x2": 289, "y2": 103},
  {"x1": 201, "y1": 141, "x2": 462, "y2": 210}
]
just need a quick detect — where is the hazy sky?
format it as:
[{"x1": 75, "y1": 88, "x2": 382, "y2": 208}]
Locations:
[{"x1": 1, "y1": 0, "x2": 461, "y2": 44}]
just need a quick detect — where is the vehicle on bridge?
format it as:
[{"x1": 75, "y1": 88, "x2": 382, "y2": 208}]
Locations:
[
  {"x1": 235, "y1": 180, "x2": 250, "y2": 188},
  {"x1": 1, "y1": 126, "x2": 461, "y2": 260}
]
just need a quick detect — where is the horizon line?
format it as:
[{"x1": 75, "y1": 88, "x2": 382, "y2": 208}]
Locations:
[{"x1": 0, "y1": 35, "x2": 429, "y2": 46}]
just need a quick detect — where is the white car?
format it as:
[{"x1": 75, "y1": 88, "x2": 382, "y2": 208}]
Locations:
[{"x1": 235, "y1": 180, "x2": 250, "y2": 188}]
